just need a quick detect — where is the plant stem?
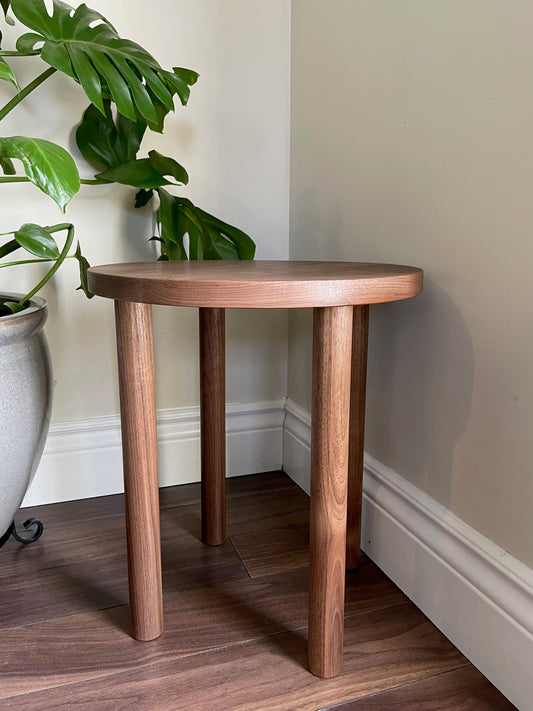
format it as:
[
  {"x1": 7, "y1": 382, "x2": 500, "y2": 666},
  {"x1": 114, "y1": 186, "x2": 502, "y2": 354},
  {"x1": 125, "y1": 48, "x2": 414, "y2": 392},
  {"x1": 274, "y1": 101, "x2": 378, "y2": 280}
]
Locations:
[
  {"x1": 13, "y1": 223, "x2": 74, "y2": 308},
  {"x1": 0, "y1": 239, "x2": 18, "y2": 258},
  {"x1": 0, "y1": 257, "x2": 55, "y2": 268},
  {"x1": 0, "y1": 176, "x2": 28, "y2": 183},
  {"x1": 0, "y1": 67, "x2": 56, "y2": 121}
]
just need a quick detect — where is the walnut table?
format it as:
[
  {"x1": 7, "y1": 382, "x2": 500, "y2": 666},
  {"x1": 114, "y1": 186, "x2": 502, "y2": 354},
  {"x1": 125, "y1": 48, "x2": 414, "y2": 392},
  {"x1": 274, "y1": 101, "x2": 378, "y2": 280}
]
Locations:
[{"x1": 87, "y1": 260, "x2": 423, "y2": 678}]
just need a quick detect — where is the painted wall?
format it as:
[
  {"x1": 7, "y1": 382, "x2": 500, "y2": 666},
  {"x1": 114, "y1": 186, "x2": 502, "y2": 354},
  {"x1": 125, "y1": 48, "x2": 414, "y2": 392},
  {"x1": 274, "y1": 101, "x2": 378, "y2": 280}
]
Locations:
[
  {"x1": 290, "y1": 0, "x2": 533, "y2": 567},
  {"x1": 2, "y1": 0, "x2": 291, "y2": 422}
]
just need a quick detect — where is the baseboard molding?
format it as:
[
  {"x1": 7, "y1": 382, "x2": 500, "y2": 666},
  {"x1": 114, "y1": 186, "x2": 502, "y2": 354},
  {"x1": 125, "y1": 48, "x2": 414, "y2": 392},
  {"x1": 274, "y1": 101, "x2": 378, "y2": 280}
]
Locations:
[
  {"x1": 283, "y1": 398, "x2": 533, "y2": 710},
  {"x1": 22, "y1": 399, "x2": 285, "y2": 508}
]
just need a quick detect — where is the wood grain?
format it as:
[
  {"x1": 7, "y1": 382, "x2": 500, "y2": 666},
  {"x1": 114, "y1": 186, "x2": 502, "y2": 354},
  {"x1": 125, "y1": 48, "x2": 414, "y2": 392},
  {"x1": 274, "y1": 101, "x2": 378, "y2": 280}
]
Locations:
[
  {"x1": 0, "y1": 474, "x2": 298, "y2": 581},
  {"x1": 0, "y1": 603, "x2": 466, "y2": 710},
  {"x1": 199, "y1": 307, "x2": 226, "y2": 545},
  {"x1": 308, "y1": 306, "x2": 353, "y2": 678},
  {"x1": 88, "y1": 260, "x2": 423, "y2": 309},
  {"x1": 231, "y1": 522, "x2": 310, "y2": 577},
  {"x1": 226, "y1": 486, "x2": 310, "y2": 536},
  {"x1": 0, "y1": 559, "x2": 408, "y2": 699},
  {"x1": 320, "y1": 666, "x2": 516, "y2": 710},
  {"x1": 346, "y1": 305, "x2": 369, "y2": 569},
  {"x1": 0, "y1": 505, "x2": 246, "y2": 631},
  {"x1": 115, "y1": 299, "x2": 163, "y2": 642},
  {"x1": 158, "y1": 470, "x2": 293, "y2": 510},
  {"x1": 0, "y1": 473, "x2": 504, "y2": 710}
]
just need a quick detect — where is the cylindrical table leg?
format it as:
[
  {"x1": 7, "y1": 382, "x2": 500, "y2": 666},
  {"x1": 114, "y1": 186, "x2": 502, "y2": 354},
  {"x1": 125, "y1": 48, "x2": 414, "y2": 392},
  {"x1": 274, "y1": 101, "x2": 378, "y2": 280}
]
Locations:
[
  {"x1": 115, "y1": 300, "x2": 163, "y2": 641},
  {"x1": 308, "y1": 305, "x2": 353, "y2": 679},
  {"x1": 199, "y1": 307, "x2": 226, "y2": 546},
  {"x1": 346, "y1": 305, "x2": 369, "y2": 570}
]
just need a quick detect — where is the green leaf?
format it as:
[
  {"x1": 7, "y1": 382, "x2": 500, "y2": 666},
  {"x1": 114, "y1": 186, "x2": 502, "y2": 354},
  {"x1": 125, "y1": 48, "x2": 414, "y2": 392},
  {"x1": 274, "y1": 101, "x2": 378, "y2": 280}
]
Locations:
[
  {"x1": 195, "y1": 208, "x2": 256, "y2": 260},
  {"x1": 0, "y1": 136, "x2": 80, "y2": 210},
  {"x1": 16, "y1": 32, "x2": 45, "y2": 54},
  {"x1": 153, "y1": 189, "x2": 256, "y2": 262},
  {"x1": 0, "y1": 58, "x2": 19, "y2": 88},
  {"x1": 135, "y1": 188, "x2": 154, "y2": 208},
  {"x1": 95, "y1": 150, "x2": 188, "y2": 189},
  {"x1": 95, "y1": 158, "x2": 171, "y2": 189},
  {"x1": 0, "y1": 156, "x2": 15, "y2": 175},
  {"x1": 0, "y1": 0, "x2": 14, "y2": 30},
  {"x1": 148, "y1": 150, "x2": 188, "y2": 185},
  {"x1": 75, "y1": 101, "x2": 146, "y2": 170},
  {"x1": 1, "y1": 0, "x2": 11, "y2": 16},
  {"x1": 11, "y1": 0, "x2": 198, "y2": 130},
  {"x1": 74, "y1": 241, "x2": 93, "y2": 298},
  {"x1": 4, "y1": 300, "x2": 26, "y2": 313},
  {"x1": 0, "y1": 1, "x2": 13, "y2": 48},
  {"x1": 14, "y1": 223, "x2": 59, "y2": 258},
  {"x1": 163, "y1": 67, "x2": 199, "y2": 106},
  {"x1": 156, "y1": 186, "x2": 186, "y2": 258}
]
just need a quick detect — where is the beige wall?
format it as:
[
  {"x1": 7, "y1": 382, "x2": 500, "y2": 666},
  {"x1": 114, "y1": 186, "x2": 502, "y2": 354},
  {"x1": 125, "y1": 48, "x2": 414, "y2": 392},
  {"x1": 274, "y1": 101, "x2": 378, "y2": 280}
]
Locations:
[
  {"x1": 2, "y1": 0, "x2": 291, "y2": 421},
  {"x1": 290, "y1": 1, "x2": 533, "y2": 567}
]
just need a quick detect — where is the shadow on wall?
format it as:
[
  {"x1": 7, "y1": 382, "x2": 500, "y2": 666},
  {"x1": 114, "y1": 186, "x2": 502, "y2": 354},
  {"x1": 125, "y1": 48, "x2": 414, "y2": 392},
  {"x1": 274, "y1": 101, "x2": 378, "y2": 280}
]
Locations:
[{"x1": 365, "y1": 278, "x2": 474, "y2": 508}]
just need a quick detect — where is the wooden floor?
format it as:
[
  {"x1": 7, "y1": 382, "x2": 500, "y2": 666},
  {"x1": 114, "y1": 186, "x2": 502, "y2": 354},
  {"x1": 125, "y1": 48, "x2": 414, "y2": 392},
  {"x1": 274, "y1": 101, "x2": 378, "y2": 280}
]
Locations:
[{"x1": 0, "y1": 472, "x2": 515, "y2": 710}]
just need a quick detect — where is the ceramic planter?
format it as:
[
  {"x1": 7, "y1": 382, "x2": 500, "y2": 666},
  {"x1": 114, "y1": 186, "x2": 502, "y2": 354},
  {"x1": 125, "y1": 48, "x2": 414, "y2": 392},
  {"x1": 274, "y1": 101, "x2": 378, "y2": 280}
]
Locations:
[{"x1": 0, "y1": 294, "x2": 53, "y2": 538}]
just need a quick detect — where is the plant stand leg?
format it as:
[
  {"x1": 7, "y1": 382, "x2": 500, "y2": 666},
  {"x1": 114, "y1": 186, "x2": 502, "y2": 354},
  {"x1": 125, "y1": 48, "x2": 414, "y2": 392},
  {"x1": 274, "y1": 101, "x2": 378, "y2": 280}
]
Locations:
[
  {"x1": 346, "y1": 305, "x2": 369, "y2": 570},
  {"x1": 199, "y1": 307, "x2": 226, "y2": 546},
  {"x1": 308, "y1": 305, "x2": 353, "y2": 679},
  {"x1": 115, "y1": 299, "x2": 163, "y2": 642}
]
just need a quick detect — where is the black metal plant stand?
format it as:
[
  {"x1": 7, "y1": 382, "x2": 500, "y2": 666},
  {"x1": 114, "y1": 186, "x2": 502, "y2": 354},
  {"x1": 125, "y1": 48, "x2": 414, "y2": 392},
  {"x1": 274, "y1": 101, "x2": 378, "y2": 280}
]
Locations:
[{"x1": 0, "y1": 518, "x2": 44, "y2": 549}]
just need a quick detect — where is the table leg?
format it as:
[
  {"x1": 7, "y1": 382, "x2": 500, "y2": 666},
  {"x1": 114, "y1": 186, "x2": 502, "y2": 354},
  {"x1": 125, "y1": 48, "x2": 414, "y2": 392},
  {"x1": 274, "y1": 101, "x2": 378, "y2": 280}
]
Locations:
[
  {"x1": 114, "y1": 300, "x2": 163, "y2": 641},
  {"x1": 199, "y1": 307, "x2": 226, "y2": 545},
  {"x1": 308, "y1": 305, "x2": 353, "y2": 679},
  {"x1": 346, "y1": 305, "x2": 369, "y2": 570}
]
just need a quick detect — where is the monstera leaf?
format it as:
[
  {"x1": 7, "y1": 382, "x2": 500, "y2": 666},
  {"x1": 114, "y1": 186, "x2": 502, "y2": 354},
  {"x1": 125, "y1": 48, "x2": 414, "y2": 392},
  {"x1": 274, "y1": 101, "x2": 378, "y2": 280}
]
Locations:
[
  {"x1": 76, "y1": 102, "x2": 188, "y2": 188},
  {"x1": 76, "y1": 101, "x2": 146, "y2": 170},
  {"x1": 152, "y1": 189, "x2": 256, "y2": 261},
  {"x1": 0, "y1": 136, "x2": 80, "y2": 210},
  {"x1": 11, "y1": 0, "x2": 199, "y2": 131}
]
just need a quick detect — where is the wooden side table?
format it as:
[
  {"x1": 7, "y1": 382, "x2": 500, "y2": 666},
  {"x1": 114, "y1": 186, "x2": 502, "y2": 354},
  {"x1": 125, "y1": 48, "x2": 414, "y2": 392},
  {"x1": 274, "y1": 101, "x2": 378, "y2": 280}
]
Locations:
[{"x1": 88, "y1": 260, "x2": 423, "y2": 678}]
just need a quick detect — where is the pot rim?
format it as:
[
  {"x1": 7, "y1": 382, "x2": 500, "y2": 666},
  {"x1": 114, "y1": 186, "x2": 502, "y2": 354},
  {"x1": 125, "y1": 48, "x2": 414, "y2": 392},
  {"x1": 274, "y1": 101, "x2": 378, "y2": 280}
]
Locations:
[{"x1": 0, "y1": 293, "x2": 47, "y2": 323}]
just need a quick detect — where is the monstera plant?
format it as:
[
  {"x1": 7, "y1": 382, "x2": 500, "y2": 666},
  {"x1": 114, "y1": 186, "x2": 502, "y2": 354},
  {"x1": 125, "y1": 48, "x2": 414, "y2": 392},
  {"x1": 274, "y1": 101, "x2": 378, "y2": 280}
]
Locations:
[
  {"x1": 0, "y1": 0, "x2": 255, "y2": 314},
  {"x1": 0, "y1": 0, "x2": 255, "y2": 548}
]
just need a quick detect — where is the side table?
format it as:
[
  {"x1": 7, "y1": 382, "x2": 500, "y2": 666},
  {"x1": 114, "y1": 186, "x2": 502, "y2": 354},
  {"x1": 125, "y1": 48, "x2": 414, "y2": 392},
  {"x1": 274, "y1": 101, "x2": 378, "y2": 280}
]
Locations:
[{"x1": 88, "y1": 260, "x2": 423, "y2": 678}]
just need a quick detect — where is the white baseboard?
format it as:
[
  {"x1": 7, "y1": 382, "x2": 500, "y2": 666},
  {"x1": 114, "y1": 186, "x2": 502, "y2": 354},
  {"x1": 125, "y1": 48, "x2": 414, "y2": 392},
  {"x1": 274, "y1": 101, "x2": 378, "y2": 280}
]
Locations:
[
  {"x1": 22, "y1": 399, "x2": 285, "y2": 508},
  {"x1": 283, "y1": 398, "x2": 533, "y2": 711}
]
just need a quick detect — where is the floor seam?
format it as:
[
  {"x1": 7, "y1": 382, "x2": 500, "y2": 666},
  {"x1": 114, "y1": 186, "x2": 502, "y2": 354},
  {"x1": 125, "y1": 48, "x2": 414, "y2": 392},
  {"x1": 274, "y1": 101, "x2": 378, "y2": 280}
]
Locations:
[{"x1": 315, "y1": 663, "x2": 473, "y2": 710}]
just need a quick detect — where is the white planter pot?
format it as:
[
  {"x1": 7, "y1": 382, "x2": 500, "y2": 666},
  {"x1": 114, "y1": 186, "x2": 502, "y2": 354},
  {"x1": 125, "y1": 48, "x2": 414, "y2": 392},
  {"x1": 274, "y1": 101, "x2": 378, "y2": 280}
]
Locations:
[{"x1": 0, "y1": 294, "x2": 53, "y2": 538}]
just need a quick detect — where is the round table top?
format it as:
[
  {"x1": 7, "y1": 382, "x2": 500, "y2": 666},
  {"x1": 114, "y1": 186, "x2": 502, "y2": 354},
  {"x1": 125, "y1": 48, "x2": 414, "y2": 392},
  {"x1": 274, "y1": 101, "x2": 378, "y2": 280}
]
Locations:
[{"x1": 88, "y1": 260, "x2": 423, "y2": 309}]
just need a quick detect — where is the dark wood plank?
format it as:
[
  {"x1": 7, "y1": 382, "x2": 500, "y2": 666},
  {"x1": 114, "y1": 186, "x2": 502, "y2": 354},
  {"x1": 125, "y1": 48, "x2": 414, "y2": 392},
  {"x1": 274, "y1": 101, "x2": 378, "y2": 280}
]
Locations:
[
  {"x1": 226, "y1": 486, "x2": 310, "y2": 535},
  {"x1": 231, "y1": 521, "x2": 309, "y2": 577},
  {"x1": 0, "y1": 489, "x2": 260, "y2": 579},
  {"x1": 0, "y1": 541, "x2": 246, "y2": 630},
  {"x1": 0, "y1": 558, "x2": 409, "y2": 699},
  {"x1": 0, "y1": 603, "x2": 464, "y2": 710},
  {"x1": 159, "y1": 471, "x2": 295, "y2": 509},
  {"x1": 0, "y1": 501, "x2": 251, "y2": 629},
  {"x1": 0, "y1": 472, "x2": 506, "y2": 711},
  {"x1": 12, "y1": 472, "x2": 292, "y2": 542},
  {"x1": 320, "y1": 666, "x2": 516, "y2": 710},
  {"x1": 0, "y1": 471, "x2": 302, "y2": 629}
]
